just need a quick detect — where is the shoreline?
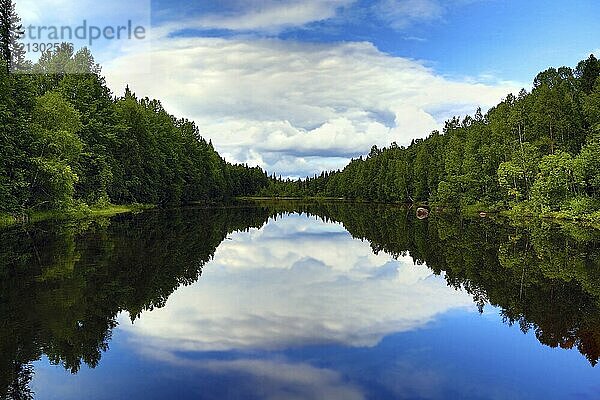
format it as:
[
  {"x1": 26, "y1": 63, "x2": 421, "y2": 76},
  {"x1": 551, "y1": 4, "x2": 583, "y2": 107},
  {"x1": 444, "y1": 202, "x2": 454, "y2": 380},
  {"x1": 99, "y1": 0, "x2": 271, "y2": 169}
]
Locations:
[
  {"x1": 3, "y1": 198, "x2": 600, "y2": 230},
  {"x1": 0, "y1": 204, "x2": 155, "y2": 228},
  {"x1": 239, "y1": 197, "x2": 600, "y2": 226}
]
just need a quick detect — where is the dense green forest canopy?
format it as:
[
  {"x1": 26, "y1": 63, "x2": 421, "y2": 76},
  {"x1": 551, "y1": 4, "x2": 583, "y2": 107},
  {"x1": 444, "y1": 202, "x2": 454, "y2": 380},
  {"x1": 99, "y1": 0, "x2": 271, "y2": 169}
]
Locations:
[
  {"x1": 0, "y1": 44, "x2": 270, "y2": 214},
  {"x1": 0, "y1": 0, "x2": 269, "y2": 215},
  {"x1": 262, "y1": 55, "x2": 600, "y2": 219}
]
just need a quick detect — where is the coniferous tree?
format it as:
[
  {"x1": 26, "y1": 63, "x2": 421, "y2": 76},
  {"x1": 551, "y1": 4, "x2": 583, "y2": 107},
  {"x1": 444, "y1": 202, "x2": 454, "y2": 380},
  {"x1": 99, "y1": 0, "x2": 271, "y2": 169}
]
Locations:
[{"x1": 0, "y1": 0, "x2": 25, "y2": 73}]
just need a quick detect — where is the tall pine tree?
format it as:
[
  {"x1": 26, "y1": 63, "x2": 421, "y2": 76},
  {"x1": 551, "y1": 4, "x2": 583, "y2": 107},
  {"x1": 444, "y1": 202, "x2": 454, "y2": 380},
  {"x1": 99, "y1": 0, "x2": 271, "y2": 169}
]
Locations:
[{"x1": 0, "y1": 0, "x2": 25, "y2": 73}]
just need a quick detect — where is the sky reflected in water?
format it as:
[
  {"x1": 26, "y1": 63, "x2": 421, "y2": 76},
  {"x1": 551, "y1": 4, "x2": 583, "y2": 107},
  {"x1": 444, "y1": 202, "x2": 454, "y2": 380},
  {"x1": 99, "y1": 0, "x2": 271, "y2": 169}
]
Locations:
[{"x1": 30, "y1": 212, "x2": 600, "y2": 399}]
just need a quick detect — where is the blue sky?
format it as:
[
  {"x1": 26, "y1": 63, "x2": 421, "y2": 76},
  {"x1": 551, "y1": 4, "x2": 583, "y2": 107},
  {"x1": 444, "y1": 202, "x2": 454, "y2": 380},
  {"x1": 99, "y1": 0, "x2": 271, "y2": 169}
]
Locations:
[
  {"x1": 149, "y1": 0, "x2": 600, "y2": 83},
  {"x1": 17, "y1": 0, "x2": 600, "y2": 177}
]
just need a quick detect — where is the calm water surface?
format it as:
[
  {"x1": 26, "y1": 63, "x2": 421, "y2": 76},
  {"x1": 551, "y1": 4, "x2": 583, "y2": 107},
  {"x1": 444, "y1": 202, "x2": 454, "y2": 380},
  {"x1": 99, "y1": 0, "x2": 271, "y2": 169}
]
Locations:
[{"x1": 2, "y1": 202, "x2": 600, "y2": 399}]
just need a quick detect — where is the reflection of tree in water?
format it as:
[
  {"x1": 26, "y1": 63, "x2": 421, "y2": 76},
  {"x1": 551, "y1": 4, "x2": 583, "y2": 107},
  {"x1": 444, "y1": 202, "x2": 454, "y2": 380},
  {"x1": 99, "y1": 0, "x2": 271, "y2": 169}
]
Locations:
[
  {"x1": 258, "y1": 200, "x2": 600, "y2": 366},
  {"x1": 3, "y1": 363, "x2": 33, "y2": 400},
  {"x1": 0, "y1": 206, "x2": 273, "y2": 399},
  {"x1": 3, "y1": 202, "x2": 600, "y2": 397}
]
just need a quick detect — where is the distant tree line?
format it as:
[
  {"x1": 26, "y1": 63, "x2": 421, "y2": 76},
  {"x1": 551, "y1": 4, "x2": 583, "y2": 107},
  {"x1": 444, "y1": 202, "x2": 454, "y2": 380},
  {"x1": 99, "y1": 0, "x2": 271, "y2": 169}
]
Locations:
[{"x1": 262, "y1": 56, "x2": 600, "y2": 219}]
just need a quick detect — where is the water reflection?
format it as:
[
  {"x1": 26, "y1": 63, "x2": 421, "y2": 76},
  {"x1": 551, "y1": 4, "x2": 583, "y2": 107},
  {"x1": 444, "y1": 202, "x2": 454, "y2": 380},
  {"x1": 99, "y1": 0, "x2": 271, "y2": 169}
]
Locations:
[
  {"x1": 1, "y1": 202, "x2": 600, "y2": 399},
  {"x1": 120, "y1": 214, "x2": 472, "y2": 354},
  {"x1": 0, "y1": 206, "x2": 272, "y2": 399}
]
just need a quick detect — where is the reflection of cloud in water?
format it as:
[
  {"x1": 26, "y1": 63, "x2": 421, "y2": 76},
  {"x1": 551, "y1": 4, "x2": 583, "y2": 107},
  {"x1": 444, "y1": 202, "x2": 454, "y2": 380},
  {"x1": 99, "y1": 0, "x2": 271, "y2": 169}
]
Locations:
[
  {"x1": 139, "y1": 349, "x2": 365, "y2": 400},
  {"x1": 377, "y1": 361, "x2": 446, "y2": 399},
  {"x1": 119, "y1": 214, "x2": 473, "y2": 352}
]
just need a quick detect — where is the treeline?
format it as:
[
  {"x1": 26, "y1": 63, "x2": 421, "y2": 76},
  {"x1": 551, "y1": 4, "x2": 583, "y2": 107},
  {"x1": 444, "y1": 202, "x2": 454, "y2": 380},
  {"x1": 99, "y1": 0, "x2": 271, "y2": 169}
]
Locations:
[
  {"x1": 1, "y1": 29, "x2": 269, "y2": 214},
  {"x1": 4, "y1": 0, "x2": 600, "y2": 218},
  {"x1": 262, "y1": 56, "x2": 600, "y2": 218}
]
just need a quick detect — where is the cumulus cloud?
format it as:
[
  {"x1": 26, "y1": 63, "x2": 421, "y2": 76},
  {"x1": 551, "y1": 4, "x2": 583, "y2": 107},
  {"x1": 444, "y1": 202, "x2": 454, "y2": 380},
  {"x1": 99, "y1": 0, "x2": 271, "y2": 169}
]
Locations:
[
  {"x1": 104, "y1": 36, "x2": 519, "y2": 177},
  {"x1": 19, "y1": 0, "x2": 518, "y2": 177},
  {"x1": 118, "y1": 215, "x2": 474, "y2": 354}
]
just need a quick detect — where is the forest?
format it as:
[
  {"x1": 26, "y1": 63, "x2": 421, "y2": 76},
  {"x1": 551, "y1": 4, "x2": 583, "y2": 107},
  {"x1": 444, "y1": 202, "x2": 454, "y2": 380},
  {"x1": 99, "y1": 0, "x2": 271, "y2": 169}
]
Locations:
[
  {"x1": 0, "y1": 1, "x2": 268, "y2": 218},
  {"x1": 2, "y1": 0, "x2": 600, "y2": 220},
  {"x1": 0, "y1": 45, "x2": 269, "y2": 215},
  {"x1": 262, "y1": 56, "x2": 600, "y2": 220}
]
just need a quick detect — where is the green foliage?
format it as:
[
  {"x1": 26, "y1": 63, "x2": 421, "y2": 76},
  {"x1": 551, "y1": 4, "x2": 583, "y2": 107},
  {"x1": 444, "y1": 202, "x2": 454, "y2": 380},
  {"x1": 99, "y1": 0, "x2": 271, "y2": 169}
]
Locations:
[
  {"x1": 436, "y1": 180, "x2": 460, "y2": 207},
  {"x1": 0, "y1": 24, "x2": 268, "y2": 214},
  {"x1": 0, "y1": 0, "x2": 27, "y2": 73},
  {"x1": 0, "y1": 0, "x2": 599, "y2": 220},
  {"x1": 574, "y1": 136, "x2": 600, "y2": 196},
  {"x1": 530, "y1": 151, "x2": 575, "y2": 212},
  {"x1": 28, "y1": 91, "x2": 83, "y2": 209},
  {"x1": 30, "y1": 159, "x2": 79, "y2": 209},
  {"x1": 264, "y1": 55, "x2": 600, "y2": 220},
  {"x1": 32, "y1": 91, "x2": 83, "y2": 136},
  {"x1": 561, "y1": 196, "x2": 600, "y2": 217}
]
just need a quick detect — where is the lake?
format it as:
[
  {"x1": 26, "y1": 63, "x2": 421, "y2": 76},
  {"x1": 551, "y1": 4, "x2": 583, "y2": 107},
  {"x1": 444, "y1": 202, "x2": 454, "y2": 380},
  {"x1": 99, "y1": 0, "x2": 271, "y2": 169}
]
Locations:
[{"x1": 2, "y1": 201, "x2": 600, "y2": 399}]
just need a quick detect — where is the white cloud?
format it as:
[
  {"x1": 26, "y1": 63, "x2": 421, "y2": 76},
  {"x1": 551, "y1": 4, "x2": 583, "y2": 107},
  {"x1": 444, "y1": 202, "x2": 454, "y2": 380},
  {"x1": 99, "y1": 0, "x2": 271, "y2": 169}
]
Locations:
[
  {"x1": 134, "y1": 352, "x2": 366, "y2": 400},
  {"x1": 375, "y1": 0, "x2": 444, "y2": 29},
  {"x1": 152, "y1": 0, "x2": 477, "y2": 34},
  {"x1": 104, "y1": 36, "x2": 520, "y2": 176},
  {"x1": 163, "y1": 0, "x2": 355, "y2": 34},
  {"x1": 372, "y1": 0, "x2": 486, "y2": 31},
  {"x1": 17, "y1": 0, "x2": 518, "y2": 177},
  {"x1": 118, "y1": 215, "x2": 474, "y2": 353}
]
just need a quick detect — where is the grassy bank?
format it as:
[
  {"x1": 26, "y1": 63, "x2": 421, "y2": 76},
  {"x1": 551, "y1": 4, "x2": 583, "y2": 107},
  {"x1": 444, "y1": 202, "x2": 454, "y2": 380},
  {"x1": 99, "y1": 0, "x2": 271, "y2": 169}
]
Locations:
[
  {"x1": 0, "y1": 213, "x2": 16, "y2": 226},
  {"x1": 500, "y1": 207, "x2": 600, "y2": 225},
  {"x1": 0, "y1": 203, "x2": 155, "y2": 228}
]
